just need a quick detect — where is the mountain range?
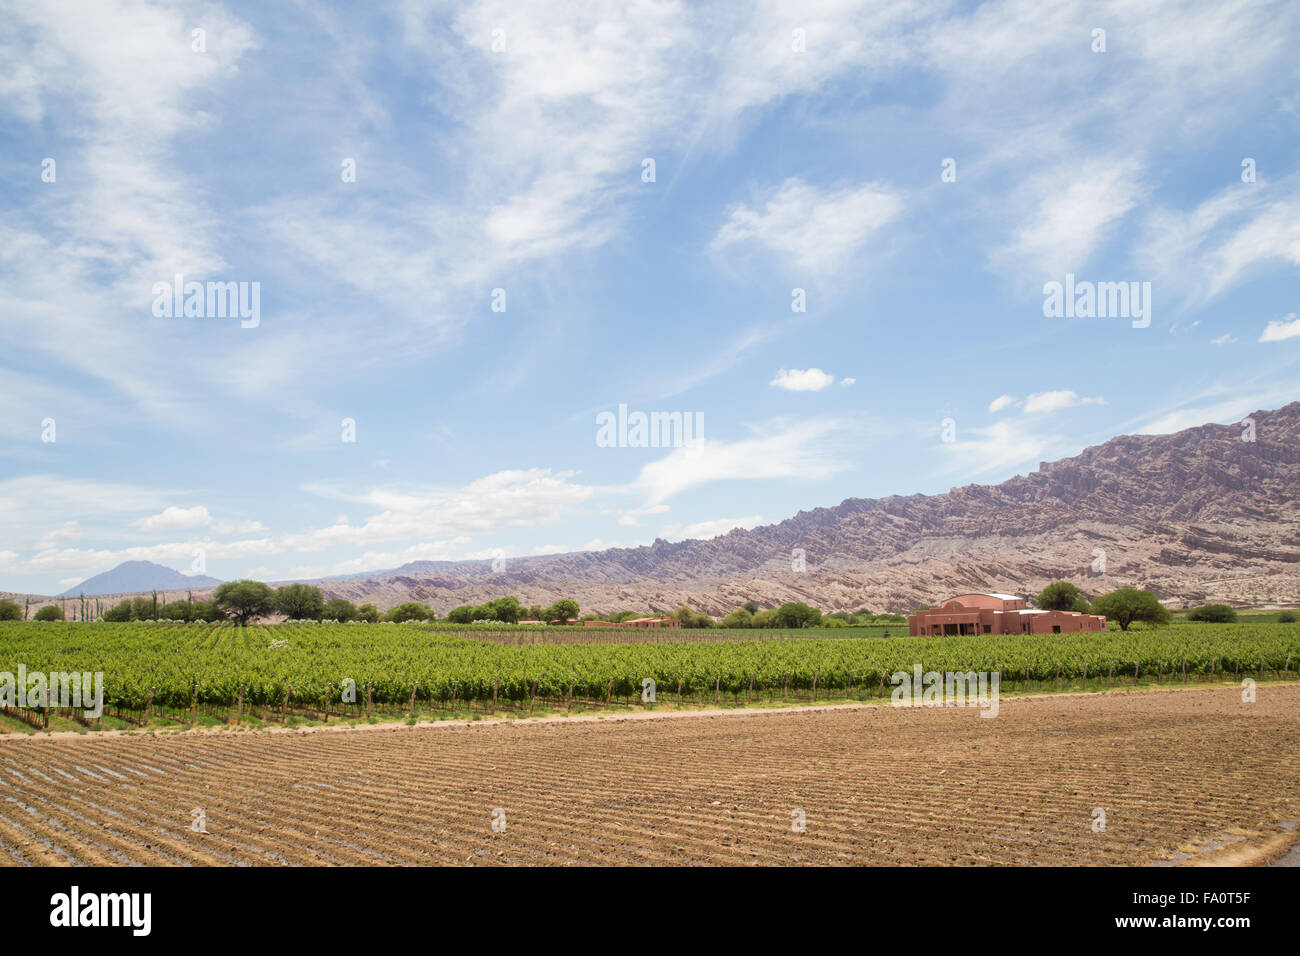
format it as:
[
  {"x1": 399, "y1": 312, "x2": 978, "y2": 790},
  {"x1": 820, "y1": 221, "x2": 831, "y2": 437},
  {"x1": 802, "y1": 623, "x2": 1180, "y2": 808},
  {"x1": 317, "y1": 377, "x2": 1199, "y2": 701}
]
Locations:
[
  {"x1": 27, "y1": 403, "x2": 1300, "y2": 613},
  {"x1": 58, "y1": 561, "x2": 222, "y2": 597},
  {"x1": 305, "y1": 401, "x2": 1300, "y2": 613}
]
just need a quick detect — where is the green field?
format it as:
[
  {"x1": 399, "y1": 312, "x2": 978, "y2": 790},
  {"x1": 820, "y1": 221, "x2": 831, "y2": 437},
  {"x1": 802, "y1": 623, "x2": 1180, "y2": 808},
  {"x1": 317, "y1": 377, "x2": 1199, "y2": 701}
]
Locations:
[
  {"x1": 1, "y1": 621, "x2": 1297, "y2": 725},
  {"x1": 423, "y1": 622, "x2": 906, "y2": 643}
]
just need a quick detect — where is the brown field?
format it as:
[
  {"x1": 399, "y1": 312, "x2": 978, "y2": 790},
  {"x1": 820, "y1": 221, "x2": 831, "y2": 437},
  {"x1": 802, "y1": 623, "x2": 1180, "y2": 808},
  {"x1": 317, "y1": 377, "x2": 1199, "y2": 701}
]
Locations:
[{"x1": 0, "y1": 684, "x2": 1297, "y2": 866}]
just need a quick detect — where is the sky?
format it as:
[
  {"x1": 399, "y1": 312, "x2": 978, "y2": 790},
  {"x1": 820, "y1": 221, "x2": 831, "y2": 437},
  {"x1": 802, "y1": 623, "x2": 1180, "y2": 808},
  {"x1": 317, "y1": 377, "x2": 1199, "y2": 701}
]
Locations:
[{"x1": 1, "y1": 0, "x2": 1299, "y2": 595}]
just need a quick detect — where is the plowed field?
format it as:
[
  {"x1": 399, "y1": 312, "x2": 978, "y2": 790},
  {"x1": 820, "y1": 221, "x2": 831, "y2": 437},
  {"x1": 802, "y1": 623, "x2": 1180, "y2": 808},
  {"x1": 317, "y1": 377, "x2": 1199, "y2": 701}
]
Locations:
[{"x1": 1, "y1": 685, "x2": 1297, "y2": 866}]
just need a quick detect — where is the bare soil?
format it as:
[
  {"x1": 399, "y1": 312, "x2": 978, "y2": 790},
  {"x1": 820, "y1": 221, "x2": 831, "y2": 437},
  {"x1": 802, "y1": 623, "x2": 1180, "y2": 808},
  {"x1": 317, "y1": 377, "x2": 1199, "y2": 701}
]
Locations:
[{"x1": 0, "y1": 685, "x2": 1297, "y2": 866}]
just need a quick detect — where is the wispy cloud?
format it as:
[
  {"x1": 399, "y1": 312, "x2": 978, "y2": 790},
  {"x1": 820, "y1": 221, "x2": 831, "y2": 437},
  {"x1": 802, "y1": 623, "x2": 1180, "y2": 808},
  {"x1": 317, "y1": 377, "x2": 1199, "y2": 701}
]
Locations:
[{"x1": 711, "y1": 178, "x2": 903, "y2": 278}]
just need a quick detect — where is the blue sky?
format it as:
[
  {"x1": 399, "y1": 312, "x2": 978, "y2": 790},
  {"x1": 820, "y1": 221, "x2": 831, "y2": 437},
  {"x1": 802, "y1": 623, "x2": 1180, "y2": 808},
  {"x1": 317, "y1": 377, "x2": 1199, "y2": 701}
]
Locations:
[{"x1": 2, "y1": 0, "x2": 1299, "y2": 595}]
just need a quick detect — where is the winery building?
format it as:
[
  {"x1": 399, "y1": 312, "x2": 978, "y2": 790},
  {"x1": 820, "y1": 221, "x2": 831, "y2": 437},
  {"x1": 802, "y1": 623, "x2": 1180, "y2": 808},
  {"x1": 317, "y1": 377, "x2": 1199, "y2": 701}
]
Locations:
[{"x1": 908, "y1": 593, "x2": 1107, "y2": 636}]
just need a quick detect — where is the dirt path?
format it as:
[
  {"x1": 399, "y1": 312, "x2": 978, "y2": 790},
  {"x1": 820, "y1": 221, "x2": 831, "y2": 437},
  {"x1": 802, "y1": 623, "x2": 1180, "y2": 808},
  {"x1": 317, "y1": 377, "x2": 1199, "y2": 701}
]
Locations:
[{"x1": 1, "y1": 685, "x2": 1296, "y2": 866}]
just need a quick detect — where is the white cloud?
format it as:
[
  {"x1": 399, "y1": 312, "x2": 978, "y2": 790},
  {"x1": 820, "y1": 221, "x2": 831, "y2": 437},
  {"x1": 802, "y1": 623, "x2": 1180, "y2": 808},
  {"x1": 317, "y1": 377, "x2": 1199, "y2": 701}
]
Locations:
[
  {"x1": 839, "y1": 377, "x2": 856, "y2": 387},
  {"x1": 132, "y1": 505, "x2": 212, "y2": 532},
  {"x1": 289, "y1": 469, "x2": 596, "y2": 551},
  {"x1": 209, "y1": 519, "x2": 268, "y2": 535},
  {"x1": 617, "y1": 504, "x2": 671, "y2": 527},
  {"x1": 988, "y1": 394, "x2": 1015, "y2": 413},
  {"x1": 1022, "y1": 390, "x2": 1107, "y2": 415},
  {"x1": 1210, "y1": 333, "x2": 1237, "y2": 346},
  {"x1": 711, "y1": 178, "x2": 903, "y2": 277},
  {"x1": 0, "y1": 2, "x2": 260, "y2": 422},
  {"x1": 1140, "y1": 181, "x2": 1300, "y2": 308},
  {"x1": 991, "y1": 158, "x2": 1146, "y2": 280},
  {"x1": 1259, "y1": 314, "x2": 1300, "y2": 343},
  {"x1": 631, "y1": 418, "x2": 849, "y2": 504},
  {"x1": 1136, "y1": 398, "x2": 1261, "y2": 436},
  {"x1": 939, "y1": 419, "x2": 1053, "y2": 477},
  {"x1": 770, "y1": 368, "x2": 836, "y2": 392},
  {"x1": 661, "y1": 515, "x2": 763, "y2": 541}
]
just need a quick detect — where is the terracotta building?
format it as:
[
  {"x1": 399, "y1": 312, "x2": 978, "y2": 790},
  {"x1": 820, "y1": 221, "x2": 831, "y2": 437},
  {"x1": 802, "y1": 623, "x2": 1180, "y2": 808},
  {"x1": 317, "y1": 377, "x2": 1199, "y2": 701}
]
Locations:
[{"x1": 908, "y1": 593, "x2": 1107, "y2": 636}]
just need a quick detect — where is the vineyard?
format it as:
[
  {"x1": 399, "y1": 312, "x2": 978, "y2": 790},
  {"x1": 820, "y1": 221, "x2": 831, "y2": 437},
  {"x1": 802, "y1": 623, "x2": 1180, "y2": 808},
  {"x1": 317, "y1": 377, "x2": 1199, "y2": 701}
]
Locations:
[
  {"x1": 1, "y1": 620, "x2": 1298, "y2": 731},
  {"x1": 419, "y1": 623, "x2": 905, "y2": 644}
]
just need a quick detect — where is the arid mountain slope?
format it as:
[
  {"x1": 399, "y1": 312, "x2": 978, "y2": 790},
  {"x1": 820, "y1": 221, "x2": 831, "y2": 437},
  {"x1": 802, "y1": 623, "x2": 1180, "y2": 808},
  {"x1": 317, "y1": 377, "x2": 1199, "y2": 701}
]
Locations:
[
  {"x1": 11, "y1": 403, "x2": 1298, "y2": 615},
  {"x1": 315, "y1": 402, "x2": 1300, "y2": 614}
]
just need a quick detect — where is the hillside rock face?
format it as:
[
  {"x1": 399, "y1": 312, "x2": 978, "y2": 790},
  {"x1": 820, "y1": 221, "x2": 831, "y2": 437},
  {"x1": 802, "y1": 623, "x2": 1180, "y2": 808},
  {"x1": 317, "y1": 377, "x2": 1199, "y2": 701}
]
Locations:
[
  {"x1": 315, "y1": 403, "x2": 1300, "y2": 614},
  {"x1": 14, "y1": 404, "x2": 1297, "y2": 615}
]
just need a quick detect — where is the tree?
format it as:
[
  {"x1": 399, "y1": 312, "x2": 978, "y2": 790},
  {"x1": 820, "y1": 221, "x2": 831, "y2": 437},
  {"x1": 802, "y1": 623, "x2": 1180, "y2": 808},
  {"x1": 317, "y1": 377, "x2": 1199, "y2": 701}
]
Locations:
[
  {"x1": 1279, "y1": 611, "x2": 1298, "y2": 624},
  {"x1": 191, "y1": 600, "x2": 222, "y2": 623},
  {"x1": 0, "y1": 599, "x2": 21, "y2": 621},
  {"x1": 1071, "y1": 597, "x2": 1093, "y2": 614},
  {"x1": 690, "y1": 612, "x2": 715, "y2": 628},
  {"x1": 446, "y1": 605, "x2": 474, "y2": 624},
  {"x1": 741, "y1": 601, "x2": 759, "y2": 615},
  {"x1": 355, "y1": 603, "x2": 380, "y2": 623},
  {"x1": 33, "y1": 605, "x2": 64, "y2": 621},
  {"x1": 774, "y1": 602, "x2": 821, "y2": 628},
  {"x1": 1092, "y1": 588, "x2": 1171, "y2": 631},
  {"x1": 674, "y1": 605, "x2": 694, "y2": 625},
  {"x1": 386, "y1": 602, "x2": 432, "y2": 623},
  {"x1": 130, "y1": 596, "x2": 157, "y2": 620},
  {"x1": 544, "y1": 599, "x2": 579, "y2": 623},
  {"x1": 324, "y1": 598, "x2": 357, "y2": 622},
  {"x1": 159, "y1": 600, "x2": 194, "y2": 621},
  {"x1": 488, "y1": 596, "x2": 522, "y2": 624},
  {"x1": 273, "y1": 584, "x2": 326, "y2": 621},
  {"x1": 1186, "y1": 604, "x2": 1238, "y2": 623},
  {"x1": 213, "y1": 580, "x2": 274, "y2": 625},
  {"x1": 1037, "y1": 581, "x2": 1082, "y2": 611},
  {"x1": 102, "y1": 599, "x2": 134, "y2": 622},
  {"x1": 721, "y1": 608, "x2": 752, "y2": 628}
]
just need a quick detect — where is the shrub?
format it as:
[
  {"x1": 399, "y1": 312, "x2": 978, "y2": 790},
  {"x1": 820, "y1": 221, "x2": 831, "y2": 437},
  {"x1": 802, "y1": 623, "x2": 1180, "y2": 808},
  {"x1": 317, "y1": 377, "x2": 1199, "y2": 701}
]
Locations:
[{"x1": 1186, "y1": 604, "x2": 1238, "y2": 623}]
